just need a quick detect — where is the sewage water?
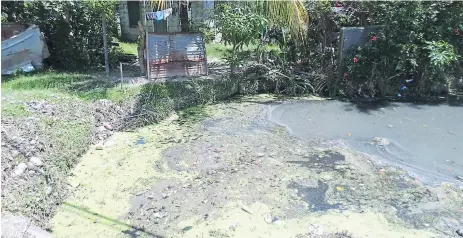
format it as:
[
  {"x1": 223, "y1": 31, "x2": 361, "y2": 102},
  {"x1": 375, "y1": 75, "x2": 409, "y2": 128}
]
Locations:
[{"x1": 269, "y1": 99, "x2": 463, "y2": 185}]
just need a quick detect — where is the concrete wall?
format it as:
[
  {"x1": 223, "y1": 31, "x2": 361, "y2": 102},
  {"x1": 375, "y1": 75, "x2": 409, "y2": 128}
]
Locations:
[{"x1": 118, "y1": 1, "x2": 139, "y2": 42}]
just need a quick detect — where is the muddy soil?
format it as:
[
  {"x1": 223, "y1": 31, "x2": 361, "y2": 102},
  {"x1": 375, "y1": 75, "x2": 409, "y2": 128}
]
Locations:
[{"x1": 51, "y1": 95, "x2": 463, "y2": 238}]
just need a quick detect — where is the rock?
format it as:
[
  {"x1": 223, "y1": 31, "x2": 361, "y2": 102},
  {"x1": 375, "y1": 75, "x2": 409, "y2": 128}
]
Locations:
[
  {"x1": 29, "y1": 157, "x2": 43, "y2": 167},
  {"x1": 97, "y1": 126, "x2": 106, "y2": 132},
  {"x1": 102, "y1": 122, "x2": 113, "y2": 130},
  {"x1": 372, "y1": 137, "x2": 391, "y2": 146},
  {"x1": 1, "y1": 213, "x2": 53, "y2": 238},
  {"x1": 45, "y1": 186, "x2": 53, "y2": 196},
  {"x1": 12, "y1": 163, "x2": 27, "y2": 177},
  {"x1": 263, "y1": 213, "x2": 272, "y2": 224},
  {"x1": 457, "y1": 228, "x2": 463, "y2": 237},
  {"x1": 27, "y1": 162, "x2": 36, "y2": 170}
]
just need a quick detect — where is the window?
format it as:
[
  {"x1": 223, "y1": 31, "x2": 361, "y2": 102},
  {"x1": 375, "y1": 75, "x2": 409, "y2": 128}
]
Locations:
[{"x1": 127, "y1": 1, "x2": 140, "y2": 28}]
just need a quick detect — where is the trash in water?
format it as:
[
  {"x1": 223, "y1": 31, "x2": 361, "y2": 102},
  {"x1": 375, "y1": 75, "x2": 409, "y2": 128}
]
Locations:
[
  {"x1": 182, "y1": 226, "x2": 193, "y2": 232},
  {"x1": 400, "y1": 85, "x2": 407, "y2": 91},
  {"x1": 406, "y1": 78, "x2": 414, "y2": 83},
  {"x1": 336, "y1": 186, "x2": 344, "y2": 191},
  {"x1": 397, "y1": 93, "x2": 402, "y2": 97},
  {"x1": 136, "y1": 137, "x2": 145, "y2": 145}
]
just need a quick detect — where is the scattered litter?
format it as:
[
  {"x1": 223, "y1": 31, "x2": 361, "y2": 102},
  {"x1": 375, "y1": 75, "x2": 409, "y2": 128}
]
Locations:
[
  {"x1": 95, "y1": 144, "x2": 104, "y2": 150},
  {"x1": 241, "y1": 205, "x2": 253, "y2": 214},
  {"x1": 400, "y1": 85, "x2": 407, "y2": 91},
  {"x1": 230, "y1": 222, "x2": 239, "y2": 231},
  {"x1": 456, "y1": 176, "x2": 463, "y2": 182},
  {"x1": 456, "y1": 228, "x2": 463, "y2": 237},
  {"x1": 448, "y1": 130, "x2": 456, "y2": 135},
  {"x1": 272, "y1": 217, "x2": 284, "y2": 225},
  {"x1": 136, "y1": 137, "x2": 145, "y2": 145},
  {"x1": 263, "y1": 213, "x2": 272, "y2": 224},
  {"x1": 347, "y1": 133, "x2": 352, "y2": 136},
  {"x1": 336, "y1": 186, "x2": 344, "y2": 191},
  {"x1": 406, "y1": 78, "x2": 414, "y2": 83},
  {"x1": 182, "y1": 226, "x2": 193, "y2": 232},
  {"x1": 393, "y1": 107, "x2": 396, "y2": 111},
  {"x1": 423, "y1": 125, "x2": 427, "y2": 128},
  {"x1": 135, "y1": 190, "x2": 148, "y2": 196},
  {"x1": 102, "y1": 122, "x2": 113, "y2": 130},
  {"x1": 388, "y1": 124, "x2": 394, "y2": 128},
  {"x1": 423, "y1": 223, "x2": 430, "y2": 227},
  {"x1": 45, "y1": 186, "x2": 53, "y2": 196}
]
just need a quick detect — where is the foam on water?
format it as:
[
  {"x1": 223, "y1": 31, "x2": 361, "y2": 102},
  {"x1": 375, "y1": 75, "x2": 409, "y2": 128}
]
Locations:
[{"x1": 268, "y1": 99, "x2": 463, "y2": 185}]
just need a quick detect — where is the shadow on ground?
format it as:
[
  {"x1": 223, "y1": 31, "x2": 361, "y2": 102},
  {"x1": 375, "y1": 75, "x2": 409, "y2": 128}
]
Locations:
[{"x1": 61, "y1": 202, "x2": 163, "y2": 238}]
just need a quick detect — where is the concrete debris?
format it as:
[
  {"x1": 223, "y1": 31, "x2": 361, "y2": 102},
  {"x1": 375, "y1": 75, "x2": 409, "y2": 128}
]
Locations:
[
  {"x1": 29, "y1": 156, "x2": 43, "y2": 167},
  {"x1": 12, "y1": 163, "x2": 27, "y2": 177}
]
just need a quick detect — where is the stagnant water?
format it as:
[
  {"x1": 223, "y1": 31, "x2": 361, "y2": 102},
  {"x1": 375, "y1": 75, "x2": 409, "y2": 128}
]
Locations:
[{"x1": 269, "y1": 99, "x2": 463, "y2": 185}]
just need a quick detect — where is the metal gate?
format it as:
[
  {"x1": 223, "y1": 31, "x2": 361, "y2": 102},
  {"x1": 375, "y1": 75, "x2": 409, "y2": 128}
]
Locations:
[{"x1": 146, "y1": 32, "x2": 207, "y2": 79}]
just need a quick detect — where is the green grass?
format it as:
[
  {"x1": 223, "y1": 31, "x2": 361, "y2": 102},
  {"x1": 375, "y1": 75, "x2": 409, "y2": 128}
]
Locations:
[
  {"x1": 119, "y1": 41, "x2": 138, "y2": 56},
  {"x1": 2, "y1": 71, "x2": 140, "y2": 103}
]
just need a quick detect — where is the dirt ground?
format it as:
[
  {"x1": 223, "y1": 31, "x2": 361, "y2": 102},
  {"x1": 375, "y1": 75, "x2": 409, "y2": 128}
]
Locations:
[{"x1": 51, "y1": 95, "x2": 463, "y2": 238}]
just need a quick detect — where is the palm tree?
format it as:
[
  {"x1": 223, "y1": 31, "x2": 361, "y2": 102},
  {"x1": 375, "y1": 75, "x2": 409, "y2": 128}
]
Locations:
[{"x1": 249, "y1": 0, "x2": 309, "y2": 40}]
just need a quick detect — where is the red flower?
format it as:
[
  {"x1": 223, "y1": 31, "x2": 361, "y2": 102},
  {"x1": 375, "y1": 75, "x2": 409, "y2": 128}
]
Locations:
[
  {"x1": 371, "y1": 35, "x2": 377, "y2": 41},
  {"x1": 344, "y1": 72, "x2": 349, "y2": 77},
  {"x1": 353, "y1": 57, "x2": 359, "y2": 63}
]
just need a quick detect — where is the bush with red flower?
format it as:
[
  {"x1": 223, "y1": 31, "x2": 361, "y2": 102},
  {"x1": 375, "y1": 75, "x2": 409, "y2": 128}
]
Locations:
[{"x1": 338, "y1": 1, "x2": 462, "y2": 98}]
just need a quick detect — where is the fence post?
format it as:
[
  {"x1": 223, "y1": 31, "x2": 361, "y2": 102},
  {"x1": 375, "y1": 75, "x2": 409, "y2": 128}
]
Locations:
[{"x1": 102, "y1": 12, "x2": 110, "y2": 76}]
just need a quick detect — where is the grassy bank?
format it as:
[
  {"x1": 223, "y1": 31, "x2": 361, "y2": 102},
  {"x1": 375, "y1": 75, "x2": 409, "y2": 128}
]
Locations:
[{"x1": 1, "y1": 69, "x2": 239, "y2": 228}]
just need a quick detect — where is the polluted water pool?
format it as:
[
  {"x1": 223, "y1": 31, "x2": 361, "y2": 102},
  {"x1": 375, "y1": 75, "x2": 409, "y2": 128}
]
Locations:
[{"x1": 269, "y1": 99, "x2": 463, "y2": 185}]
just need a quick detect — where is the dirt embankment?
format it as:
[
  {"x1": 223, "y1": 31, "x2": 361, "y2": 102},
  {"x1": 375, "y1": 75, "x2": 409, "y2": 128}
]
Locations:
[{"x1": 1, "y1": 95, "x2": 125, "y2": 230}]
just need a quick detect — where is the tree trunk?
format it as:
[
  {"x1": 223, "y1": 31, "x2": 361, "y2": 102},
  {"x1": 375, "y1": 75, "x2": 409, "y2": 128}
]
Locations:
[
  {"x1": 137, "y1": 21, "x2": 146, "y2": 76},
  {"x1": 180, "y1": 1, "x2": 189, "y2": 32}
]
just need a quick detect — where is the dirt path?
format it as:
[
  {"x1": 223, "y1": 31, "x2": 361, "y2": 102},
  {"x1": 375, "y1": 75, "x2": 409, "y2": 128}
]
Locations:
[{"x1": 51, "y1": 95, "x2": 463, "y2": 238}]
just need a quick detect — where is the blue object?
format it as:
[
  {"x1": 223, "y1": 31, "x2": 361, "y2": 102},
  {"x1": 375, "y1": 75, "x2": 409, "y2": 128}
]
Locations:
[
  {"x1": 136, "y1": 137, "x2": 145, "y2": 145},
  {"x1": 400, "y1": 85, "x2": 407, "y2": 91},
  {"x1": 155, "y1": 11, "x2": 164, "y2": 21}
]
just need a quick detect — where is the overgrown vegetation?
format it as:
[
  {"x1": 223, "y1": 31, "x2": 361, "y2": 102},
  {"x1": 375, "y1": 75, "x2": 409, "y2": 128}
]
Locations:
[
  {"x1": 212, "y1": 1, "x2": 463, "y2": 98},
  {"x1": 1, "y1": 1, "x2": 120, "y2": 70}
]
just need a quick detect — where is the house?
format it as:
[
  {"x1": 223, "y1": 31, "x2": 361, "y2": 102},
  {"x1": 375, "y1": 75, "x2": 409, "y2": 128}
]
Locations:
[{"x1": 118, "y1": 0, "x2": 214, "y2": 41}]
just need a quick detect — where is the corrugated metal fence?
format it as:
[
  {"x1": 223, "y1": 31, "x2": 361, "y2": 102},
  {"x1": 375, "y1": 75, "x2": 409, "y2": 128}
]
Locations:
[{"x1": 146, "y1": 32, "x2": 207, "y2": 79}]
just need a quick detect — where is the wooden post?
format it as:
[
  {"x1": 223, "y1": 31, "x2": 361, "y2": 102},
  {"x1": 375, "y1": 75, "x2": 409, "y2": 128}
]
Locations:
[
  {"x1": 120, "y1": 62, "x2": 123, "y2": 89},
  {"x1": 102, "y1": 13, "x2": 110, "y2": 76},
  {"x1": 146, "y1": 31, "x2": 150, "y2": 80}
]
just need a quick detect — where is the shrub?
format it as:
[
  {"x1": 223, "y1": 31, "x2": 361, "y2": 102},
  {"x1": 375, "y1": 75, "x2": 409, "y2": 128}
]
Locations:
[
  {"x1": 2, "y1": 1, "x2": 119, "y2": 70},
  {"x1": 340, "y1": 1, "x2": 463, "y2": 98}
]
